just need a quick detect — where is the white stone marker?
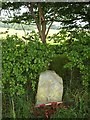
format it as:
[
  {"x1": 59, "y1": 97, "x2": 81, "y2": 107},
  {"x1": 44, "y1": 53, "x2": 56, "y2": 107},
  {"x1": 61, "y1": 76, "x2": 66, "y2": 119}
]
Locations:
[{"x1": 36, "y1": 70, "x2": 63, "y2": 106}]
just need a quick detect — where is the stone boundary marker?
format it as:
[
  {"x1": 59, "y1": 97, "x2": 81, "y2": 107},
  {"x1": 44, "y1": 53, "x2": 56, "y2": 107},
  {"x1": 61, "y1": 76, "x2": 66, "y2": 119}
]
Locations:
[{"x1": 36, "y1": 70, "x2": 63, "y2": 106}]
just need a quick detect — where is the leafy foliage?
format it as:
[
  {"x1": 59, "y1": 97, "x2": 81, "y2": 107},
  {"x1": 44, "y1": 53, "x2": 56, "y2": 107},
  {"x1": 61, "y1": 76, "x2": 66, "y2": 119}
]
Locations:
[
  {"x1": 49, "y1": 29, "x2": 89, "y2": 119},
  {"x1": 2, "y1": 29, "x2": 89, "y2": 118},
  {"x1": 2, "y1": 32, "x2": 55, "y2": 93},
  {"x1": 64, "y1": 30, "x2": 90, "y2": 87},
  {"x1": 2, "y1": 32, "x2": 55, "y2": 118},
  {"x1": 49, "y1": 29, "x2": 90, "y2": 87},
  {"x1": 2, "y1": 2, "x2": 90, "y2": 27}
]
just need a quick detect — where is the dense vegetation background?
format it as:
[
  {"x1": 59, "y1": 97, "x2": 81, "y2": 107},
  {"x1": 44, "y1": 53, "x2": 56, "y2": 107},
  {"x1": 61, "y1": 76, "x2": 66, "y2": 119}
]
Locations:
[
  {"x1": 1, "y1": 29, "x2": 90, "y2": 118},
  {"x1": 0, "y1": 2, "x2": 90, "y2": 119}
]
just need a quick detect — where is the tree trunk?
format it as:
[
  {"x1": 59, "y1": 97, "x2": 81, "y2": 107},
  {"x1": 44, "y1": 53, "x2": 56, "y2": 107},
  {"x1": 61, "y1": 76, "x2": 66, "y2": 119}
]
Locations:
[
  {"x1": 38, "y1": 3, "x2": 46, "y2": 43},
  {"x1": 41, "y1": 19, "x2": 46, "y2": 43},
  {"x1": 41, "y1": 33, "x2": 46, "y2": 43},
  {"x1": 30, "y1": 3, "x2": 54, "y2": 44}
]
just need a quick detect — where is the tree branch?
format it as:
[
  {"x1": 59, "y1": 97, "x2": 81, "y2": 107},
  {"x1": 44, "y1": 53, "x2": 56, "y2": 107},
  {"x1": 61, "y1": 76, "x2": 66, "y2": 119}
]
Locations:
[
  {"x1": 27, "y1": 3, "x2": 41, "y2": 36},
  {"x1": 45, "y1": 13, "x2": 56, "y2": 38},
  {"x1": 38, "y1": 3, "x2": 41, "y2": 33},
  {"x1": 45, "y1": 21, "x2": 53, "y2": 38},
  {"x1": 38, "y1": 3, "x2": 46, "y2": 33},
  {"x1": 48, "y1": 17, "x2": 84, "y2": 23}
]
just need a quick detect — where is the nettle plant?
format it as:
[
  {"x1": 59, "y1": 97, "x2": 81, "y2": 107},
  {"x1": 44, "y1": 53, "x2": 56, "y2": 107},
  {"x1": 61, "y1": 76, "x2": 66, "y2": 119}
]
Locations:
[{"x1": 2, "y1": 32, "x2": 55, "y2": 98}]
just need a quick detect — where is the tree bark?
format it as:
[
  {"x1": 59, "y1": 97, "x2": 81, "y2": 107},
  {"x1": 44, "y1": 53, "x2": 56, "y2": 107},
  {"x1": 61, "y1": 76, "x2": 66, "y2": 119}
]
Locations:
[
  {"x1": 29, "y1": 3, "x2": 54, "y2": 44},
  {"x1": 38, "y1": 3, "x2": 46, "y2": 43}
]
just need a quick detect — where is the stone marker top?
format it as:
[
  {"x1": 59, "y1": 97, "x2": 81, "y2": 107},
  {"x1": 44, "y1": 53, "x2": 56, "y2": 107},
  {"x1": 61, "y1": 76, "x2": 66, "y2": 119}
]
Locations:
[{"x1": 40, "y1": 70, "x2": 63, "y2": 84}]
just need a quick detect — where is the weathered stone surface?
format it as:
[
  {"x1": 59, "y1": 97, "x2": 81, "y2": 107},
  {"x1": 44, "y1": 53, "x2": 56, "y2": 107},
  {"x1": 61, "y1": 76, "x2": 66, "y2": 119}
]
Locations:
[{"x1": 36, "y1": 70, "x2": 63, "y2": 105}]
